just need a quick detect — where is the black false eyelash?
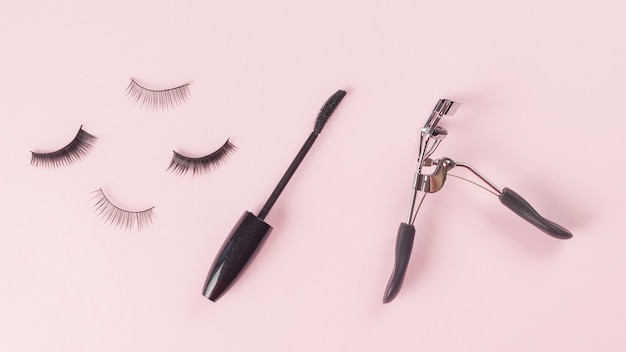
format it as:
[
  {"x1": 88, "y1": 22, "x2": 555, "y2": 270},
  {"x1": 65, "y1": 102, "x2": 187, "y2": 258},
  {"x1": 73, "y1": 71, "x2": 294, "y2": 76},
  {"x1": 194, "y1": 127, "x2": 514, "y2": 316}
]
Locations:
[
  {"x1": 126, "y1": 78, "x2": 191, "y2": 110},
  {"x1": 30, "y1": 125, "x2": 97, "y2": 167},
  {"x1": 92, "y1": 188, "x2": 154, "y2": 231},
  {"x1": 167, "y1": 139, "x2": 237, "y2": 175}
]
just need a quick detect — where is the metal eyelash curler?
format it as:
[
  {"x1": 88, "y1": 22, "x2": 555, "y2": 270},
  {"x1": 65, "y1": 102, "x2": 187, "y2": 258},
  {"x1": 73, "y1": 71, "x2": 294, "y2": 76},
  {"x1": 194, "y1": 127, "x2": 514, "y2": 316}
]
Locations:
[{"x1": 383, "y1": 99, "x2": 573, "y2": 304}]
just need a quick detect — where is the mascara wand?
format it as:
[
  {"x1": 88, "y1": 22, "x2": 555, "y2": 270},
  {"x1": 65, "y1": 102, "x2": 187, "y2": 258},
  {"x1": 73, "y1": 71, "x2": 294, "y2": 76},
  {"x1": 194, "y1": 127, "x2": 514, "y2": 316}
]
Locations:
[{"x1": 203, "y1": 90, "x2": 347, "y2": 302}]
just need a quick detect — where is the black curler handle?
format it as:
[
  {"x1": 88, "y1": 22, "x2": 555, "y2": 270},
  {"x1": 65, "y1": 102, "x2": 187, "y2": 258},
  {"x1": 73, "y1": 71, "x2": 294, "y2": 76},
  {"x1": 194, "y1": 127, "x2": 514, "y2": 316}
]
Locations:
[
  {"x1": 499, "y1": 187, "x2": 573, "y2": 239},
  {"x1": 383, "y1": 223, "x2": 416, "y2": 303}
]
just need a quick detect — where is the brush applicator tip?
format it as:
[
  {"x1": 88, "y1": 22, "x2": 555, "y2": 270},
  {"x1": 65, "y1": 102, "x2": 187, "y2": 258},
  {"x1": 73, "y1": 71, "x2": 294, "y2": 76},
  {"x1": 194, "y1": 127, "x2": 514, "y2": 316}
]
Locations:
[{"x1": 314, "y1": 90, "x2": 347, "y2": 134}]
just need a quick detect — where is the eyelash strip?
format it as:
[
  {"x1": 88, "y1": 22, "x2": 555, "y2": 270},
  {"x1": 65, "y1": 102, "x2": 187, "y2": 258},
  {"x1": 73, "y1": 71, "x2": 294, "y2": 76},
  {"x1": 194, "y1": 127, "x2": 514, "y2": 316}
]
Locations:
[
  {"x1": 92, "y1": 188, "x2": 154, "y2": 231},
  {"x1": 30, "y1": 126, "x2": 97, "y2": 167},
  {"x1": 167, "y1": 139, "x2": 237, "y2": 175},
  {"x1": 126, "y1": 78, "x2": 191, "y2": 110}
]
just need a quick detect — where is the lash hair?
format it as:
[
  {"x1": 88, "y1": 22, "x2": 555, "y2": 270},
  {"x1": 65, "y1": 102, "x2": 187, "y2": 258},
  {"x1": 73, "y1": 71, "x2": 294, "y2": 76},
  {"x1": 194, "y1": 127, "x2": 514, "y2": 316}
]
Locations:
[
  {"x1": 126, "y1": 78, "x2": 191, "y2": 110},
  {"x1": 168, "y1": 139, "x2": 237, "y2": 176},
  {"x1": 92, "y1": 188, "x2": 154, "y2": 231},
  {"x1": 30, "y1": 126, "x2": 97, "y2": 168}
]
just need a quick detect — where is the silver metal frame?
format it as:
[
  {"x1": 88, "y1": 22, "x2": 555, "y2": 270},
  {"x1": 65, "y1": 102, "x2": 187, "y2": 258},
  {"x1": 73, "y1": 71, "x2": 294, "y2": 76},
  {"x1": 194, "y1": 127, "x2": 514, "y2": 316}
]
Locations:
[{"x1": 405, "y1": 99, "x2": 505, "y2": 224}]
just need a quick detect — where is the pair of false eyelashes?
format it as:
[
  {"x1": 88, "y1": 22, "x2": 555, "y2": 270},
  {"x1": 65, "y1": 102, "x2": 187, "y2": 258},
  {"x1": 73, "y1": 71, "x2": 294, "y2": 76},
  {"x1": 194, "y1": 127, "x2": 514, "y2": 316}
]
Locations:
[
  {"x1": 29, "y1": 78, "x2": 236, "y2": 230},
  {"x1": 29, "y1": 125, "x2": 237, "y2": 175}
]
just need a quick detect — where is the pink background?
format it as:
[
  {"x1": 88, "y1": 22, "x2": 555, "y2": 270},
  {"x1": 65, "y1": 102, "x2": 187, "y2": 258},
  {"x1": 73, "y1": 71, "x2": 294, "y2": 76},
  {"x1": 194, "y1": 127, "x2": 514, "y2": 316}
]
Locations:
[{"x1": 1, "y1": 0, "x2": 624, "y2": 351}]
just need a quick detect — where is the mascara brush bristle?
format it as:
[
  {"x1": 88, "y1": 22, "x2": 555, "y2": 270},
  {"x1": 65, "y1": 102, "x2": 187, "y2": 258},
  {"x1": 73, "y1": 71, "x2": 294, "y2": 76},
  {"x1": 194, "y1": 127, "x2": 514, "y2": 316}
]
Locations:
[{"x1": 314, "y1": 90, "x2": 347, "y2": 134}]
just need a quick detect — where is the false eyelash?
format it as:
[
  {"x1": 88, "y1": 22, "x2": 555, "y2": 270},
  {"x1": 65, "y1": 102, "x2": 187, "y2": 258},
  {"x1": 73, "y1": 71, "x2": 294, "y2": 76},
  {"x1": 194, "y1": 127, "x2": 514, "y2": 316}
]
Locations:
[
  {"x1": 167, "y1": 139, "x2": 237, "y2": 175},
  {"x1": 126, "y1": 78, "x2": 191, "y2": 110},
  {"x1": 30, "y1": 125, "x2": 97, "y2": 167},
  {"x1": 92, "y1": 188, "x2": 154, "y2": 231}
]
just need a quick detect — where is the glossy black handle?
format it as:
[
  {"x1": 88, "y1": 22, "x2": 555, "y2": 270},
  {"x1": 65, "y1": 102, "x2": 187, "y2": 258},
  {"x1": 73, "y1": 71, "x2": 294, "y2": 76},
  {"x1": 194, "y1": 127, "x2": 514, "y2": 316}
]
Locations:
[
  {"x1": 499, "y1": 187, "x2": 573, "y2": 239},
  {"x1": 202, "y1": 211, "x2": 273, "y2": 302},
  {"x1": 383, "y1": 222, "x2": 416, "y2": 303}
]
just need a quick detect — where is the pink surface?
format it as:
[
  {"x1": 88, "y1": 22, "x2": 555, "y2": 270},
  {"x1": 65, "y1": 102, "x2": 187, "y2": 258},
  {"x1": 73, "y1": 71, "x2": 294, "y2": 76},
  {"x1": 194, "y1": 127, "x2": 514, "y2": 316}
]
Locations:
[{"x1": 1, "y1": 0, "x2": 624, "y2": 351}]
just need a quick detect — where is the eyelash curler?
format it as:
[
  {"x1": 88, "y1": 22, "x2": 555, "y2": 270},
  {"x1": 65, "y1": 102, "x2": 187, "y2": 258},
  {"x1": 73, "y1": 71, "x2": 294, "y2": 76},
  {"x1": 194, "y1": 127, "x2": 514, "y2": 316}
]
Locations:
[{"x1": 383, "y1": 99, "x2": 573, "y2": 304}]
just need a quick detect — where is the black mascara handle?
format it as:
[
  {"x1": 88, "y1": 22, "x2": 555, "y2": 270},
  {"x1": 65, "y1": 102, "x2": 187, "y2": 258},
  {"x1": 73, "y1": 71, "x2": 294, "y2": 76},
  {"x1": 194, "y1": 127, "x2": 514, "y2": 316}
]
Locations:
[
  {"x1": 383, "y1": 223, "x2": 416, "y2": 303},
  {"x1": 202, "y1": 211, "x2": 273, "y2": 302},
  {"x1": 499, "y1": 187, "x2": 573, "y2": 239}
]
